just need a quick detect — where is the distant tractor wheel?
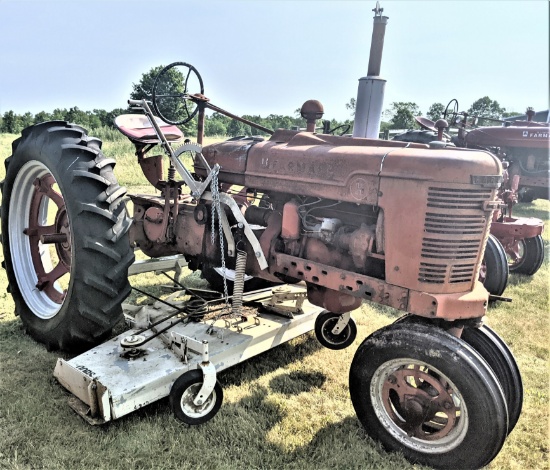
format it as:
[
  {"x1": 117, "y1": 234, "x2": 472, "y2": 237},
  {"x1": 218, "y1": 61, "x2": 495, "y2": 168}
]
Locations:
[
  {"x1": 314, "y1": 311, "x2": 357, "y2": 350},
  {"x1": 461, "y1": 325, "x2": 523, "y2": 434},
  {"x1": 480, "y1": 234, "x2": 509, "y2": 296},
  {"x1": 169, "y1": 370, "x2": 223, "y2": 425},
  {"x1": 0, "y1": 122, "x2": 134, "y2": 352},
  {"x1": 508, "y1": 235, "x2": 544, "y2": 275},
  {"x1": 349, "y1": 322, "x2": 508, "y2": 469}
]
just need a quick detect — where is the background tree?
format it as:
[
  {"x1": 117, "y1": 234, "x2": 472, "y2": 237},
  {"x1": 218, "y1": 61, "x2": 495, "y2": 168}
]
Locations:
[
  {"x1": 34, "y1": 111, "x2": 53, "y2": 123},
  {"x1": 346, "y1": 98, "x2": 356, "y2": 116},
  {"x1": 427, "y1": 103, "x2": 445, "y2": 121},
  {"x1": 385, "y1": 102, "x2": 421, "y2": 129},
  {"x1": 226, "y1": 119, "x2": 245, "y2": 137},
  {"x1": 1, "y1": 111, "x2": 22, "y2": 133},
  {"x1": 467, "y1": 96, "x2": 506, "y2": 124}
]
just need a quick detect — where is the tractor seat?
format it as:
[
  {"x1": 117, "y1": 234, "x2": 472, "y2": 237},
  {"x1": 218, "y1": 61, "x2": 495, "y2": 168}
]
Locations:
[{"x1": 114, "y1": 114, "x2": 183, "y2": 144}]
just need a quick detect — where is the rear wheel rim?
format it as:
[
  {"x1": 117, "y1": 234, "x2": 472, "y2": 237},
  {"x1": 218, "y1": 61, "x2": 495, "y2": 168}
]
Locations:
[
  {"x1": 371, "y1": 358, "x2": 469, "y2": 454},
  {"x1": 9, "y1": 161, "x2": 72, "y2": 319}
]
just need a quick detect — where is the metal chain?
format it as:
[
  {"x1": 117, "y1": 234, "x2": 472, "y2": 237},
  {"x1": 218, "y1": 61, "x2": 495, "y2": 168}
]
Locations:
[{"x1": 210, "y1": 168, "x2": 230, "y2": 308}]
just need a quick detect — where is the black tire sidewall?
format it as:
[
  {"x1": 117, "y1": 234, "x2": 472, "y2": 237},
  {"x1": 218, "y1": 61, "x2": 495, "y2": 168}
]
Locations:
[
  {"x1": 509, "y1": 235, "x2": 544, "y2": 275},
  {"x1": 461, "y1": 325, "x2": 523, "y2": 434},
  {"x1": 482, "y1": 234, "x2": 509, "y2": 296},
  {"x1": 349, "y1": 323, "x2": 508, "y2": 469},
  {"x1": 169, "y1": 370, "x2": 223, "y2": 425}
]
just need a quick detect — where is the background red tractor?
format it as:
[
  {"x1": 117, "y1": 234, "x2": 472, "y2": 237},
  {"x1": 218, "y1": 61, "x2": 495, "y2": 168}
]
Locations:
[{"x1": 393, "y1": 100, "x2": 546, "y2": 296}]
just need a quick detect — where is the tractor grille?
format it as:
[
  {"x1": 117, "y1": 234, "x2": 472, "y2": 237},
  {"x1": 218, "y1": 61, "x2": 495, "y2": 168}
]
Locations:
[{"x1": 418, "y1": 187, "x2": 493, "y2": 285}]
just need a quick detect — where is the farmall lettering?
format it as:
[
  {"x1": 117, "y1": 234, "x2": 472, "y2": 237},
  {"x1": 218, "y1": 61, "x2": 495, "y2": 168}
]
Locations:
[{"x1": 522, "y1": 130, "x2": 549, "y2": 139}]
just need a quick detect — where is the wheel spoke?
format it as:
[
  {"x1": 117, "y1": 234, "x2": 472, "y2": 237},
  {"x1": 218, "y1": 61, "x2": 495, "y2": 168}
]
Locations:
[
  {"x1": 156, "y1": 93, "x2": 186, "y2": 99},
  {"x1": 34, "y1": 174, "x2": 64, "y2": 209},
  {"x1": 183, "y1": 100, "x2": 192, "y2": 119},
  {"x1": 184, "y1": 67, "x2": 192, "y2": 93},
  {"x1": 35, "y1": 262, "x2": 68, "y2": 304},
  {"x1": 37, "y1": 262, "x2": 69, "y2": 287}
]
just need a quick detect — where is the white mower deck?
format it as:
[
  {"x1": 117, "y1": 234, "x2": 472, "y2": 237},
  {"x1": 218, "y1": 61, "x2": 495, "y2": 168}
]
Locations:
[{"x1": 53, "y1": 283, "x2": 324, "y2": 425}]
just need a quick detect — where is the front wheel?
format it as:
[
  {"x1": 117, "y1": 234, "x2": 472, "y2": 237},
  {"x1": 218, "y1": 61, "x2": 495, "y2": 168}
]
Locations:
[
  {"x1": 349, "y1": 322, "x2": 508, "y2": 469},
  {"x1": 508, "y1": 235, "x2": 545, "y2": 275},
  {"x1": 481, "y1": 234, "x2": 509, "y2": 296},
  {"x1": 461, "y1": 325, "x2": 523, "y2": 434},
  {"x1": 0, "y1": 122, "x2": 134, "y2": 351},
  {"x1": 169, "y1": 370, "x2": 223, "y2": 425}
]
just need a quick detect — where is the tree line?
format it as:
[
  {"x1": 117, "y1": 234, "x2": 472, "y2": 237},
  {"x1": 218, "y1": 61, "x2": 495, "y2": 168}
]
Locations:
[
  {"x1": 0, "y1": 63, "x2": 519, "y2": 136},
  {"x1": 0, "y1": 106, "x2": 331, "y2": 138},
  {"x1": 0, "y1": 95, "x2": 514, "y2": 137}
]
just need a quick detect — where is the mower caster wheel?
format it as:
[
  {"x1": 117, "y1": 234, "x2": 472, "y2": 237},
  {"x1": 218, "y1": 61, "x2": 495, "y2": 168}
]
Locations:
[
  {"x1": 169, "y1": 370, "x2": 223, "y2": 425},
  {"x1": 314, "y1": 311, "x2": 357, "y2": 350}
]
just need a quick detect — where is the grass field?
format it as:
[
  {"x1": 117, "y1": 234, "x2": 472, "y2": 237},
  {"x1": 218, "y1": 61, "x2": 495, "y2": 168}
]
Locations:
[{"x1": 0, "y1": 130, "x2": 548, "y2": 470}]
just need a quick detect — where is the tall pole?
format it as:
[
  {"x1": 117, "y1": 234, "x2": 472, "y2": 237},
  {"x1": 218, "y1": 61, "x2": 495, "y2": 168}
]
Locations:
[{"x1": 353, "y1": 2, "x2": 389, "y2": 139}]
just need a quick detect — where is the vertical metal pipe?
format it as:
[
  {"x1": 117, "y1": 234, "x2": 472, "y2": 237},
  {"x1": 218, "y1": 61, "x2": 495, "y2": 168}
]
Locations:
[
  {"x1": 197, "y1": 104, "x2": 205, "y2": 145},
  {"x1": 367, "y1": 15, "x2": 389, "y2": 77},
  {"x1": 353, "y1": 3, "x2": 389, "y2": 139}
]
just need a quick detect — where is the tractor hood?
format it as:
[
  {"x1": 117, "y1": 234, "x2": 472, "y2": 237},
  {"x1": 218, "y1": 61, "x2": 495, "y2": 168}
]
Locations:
[{"x1": 198, "y1": 130, "x2": 502, "y2": 206}]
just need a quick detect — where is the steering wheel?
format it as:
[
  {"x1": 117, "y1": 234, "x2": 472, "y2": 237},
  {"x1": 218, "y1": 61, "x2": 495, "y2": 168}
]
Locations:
[
  {"x1": 152, "y1": 62, "x2": 204, "y2": 125},
  {"x1": 443, "y1": 99, "x2": 459, "y2": 127},
  {"x1": 328, "y1": 124, "x2": 351, "y2": 136}
]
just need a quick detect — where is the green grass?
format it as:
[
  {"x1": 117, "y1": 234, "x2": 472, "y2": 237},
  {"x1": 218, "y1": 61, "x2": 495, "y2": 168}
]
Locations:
[{"x1": 0, "y1": 129, "x2": 548, "y2": 469}]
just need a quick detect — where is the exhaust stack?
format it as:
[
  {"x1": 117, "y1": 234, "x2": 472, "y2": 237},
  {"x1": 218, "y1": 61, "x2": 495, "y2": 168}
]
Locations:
[{"x1": 353, "y1": 2, "x2": 388, "y2": 139}]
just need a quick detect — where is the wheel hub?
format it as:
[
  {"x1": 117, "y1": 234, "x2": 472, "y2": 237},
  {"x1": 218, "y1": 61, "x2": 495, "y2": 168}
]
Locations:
[
  {"x1": 382, "y1": 365, "x2": 459, "y2": 441},
  {"x1": 54, "y1": 208, "x2": 72, "y2": 268}
]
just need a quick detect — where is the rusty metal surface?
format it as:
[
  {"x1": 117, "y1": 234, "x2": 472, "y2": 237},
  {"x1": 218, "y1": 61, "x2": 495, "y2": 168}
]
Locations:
[
  {"x1": 300, "y1": 100, "x2": 324, "y2": 132},
  {"x1": 408, "y1": 281, "x2": 488, "y2": 320},
  {"x1": 273, "y1": 251, "x2": 409, "y2": 311},
  {"x1": 379, "y1": 178, "x2": 496, "y2": 294},
  {"x1": 138, "y1": 155, "x2": 164, "y2": 188},
  {"x1": 199, "y1": 140, "x2": 255, "y2": 185},
  {"x1": 491, "y1": 216, "x2": 545, "y2": 240},
  {"x1": 242, "y1": 131, "x2": 500, "y2": 206},
  {"x1": 272, "y1": 252, "x2": 488, "y2": 320}
]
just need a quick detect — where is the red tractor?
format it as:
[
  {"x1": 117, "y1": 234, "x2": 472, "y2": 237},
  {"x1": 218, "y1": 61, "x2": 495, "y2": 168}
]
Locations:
[
  {"x1": 393, "y1": 100, "x2": 546, "y2": 295},
  {"x1": 1, "y1": 63, "x2": 521, "y2": 469}
]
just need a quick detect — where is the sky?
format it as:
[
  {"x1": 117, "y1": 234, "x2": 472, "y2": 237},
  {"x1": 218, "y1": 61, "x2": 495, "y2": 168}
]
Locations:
[{"x1": 0, "y1": 0, "x2": 548, "y2": 122}]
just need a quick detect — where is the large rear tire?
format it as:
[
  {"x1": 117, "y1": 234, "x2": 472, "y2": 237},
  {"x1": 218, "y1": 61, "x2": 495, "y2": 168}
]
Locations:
[
  {"x1": 0, "y1": 122, "x2": 134, "y2": 351},
  {"x1": 349, "y1": 322, "x2": 508, "y2": 469}
]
